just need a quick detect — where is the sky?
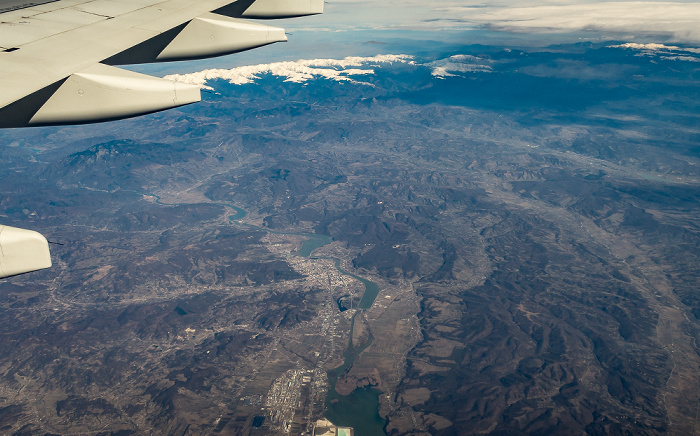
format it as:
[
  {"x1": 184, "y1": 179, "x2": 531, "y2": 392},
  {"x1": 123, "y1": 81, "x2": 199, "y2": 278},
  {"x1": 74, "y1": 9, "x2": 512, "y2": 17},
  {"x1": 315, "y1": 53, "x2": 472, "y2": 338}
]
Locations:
[
  {"x1": 280, "y1": 0, "x2": 700, "y2": 43},
  {"x1": 134, "y1": 0, "x2": 700, "y2": 80},
  {"x1": 129, "y1": 0, "x2": 700, "y2": 92},
  {"x1": 442, "y1": 1, "x2": 700, "y2": 41}
]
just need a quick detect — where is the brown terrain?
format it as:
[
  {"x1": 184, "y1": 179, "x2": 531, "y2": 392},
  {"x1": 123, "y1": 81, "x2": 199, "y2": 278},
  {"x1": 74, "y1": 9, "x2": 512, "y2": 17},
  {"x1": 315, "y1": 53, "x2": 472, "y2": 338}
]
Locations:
[{"x1": 0, "y1": 48, "x2": 699, "y2": 436}]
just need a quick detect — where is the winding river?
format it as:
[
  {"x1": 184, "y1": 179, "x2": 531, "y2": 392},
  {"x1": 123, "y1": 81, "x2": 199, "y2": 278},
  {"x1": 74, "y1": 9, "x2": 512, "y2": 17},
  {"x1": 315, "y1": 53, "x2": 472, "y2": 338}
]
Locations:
[
  {"x1": 293, "y1": 234, "x2": 386, "y2": 434},
  {"x1": 147, "y1": 194, "x2": 385, "y2": 434}
]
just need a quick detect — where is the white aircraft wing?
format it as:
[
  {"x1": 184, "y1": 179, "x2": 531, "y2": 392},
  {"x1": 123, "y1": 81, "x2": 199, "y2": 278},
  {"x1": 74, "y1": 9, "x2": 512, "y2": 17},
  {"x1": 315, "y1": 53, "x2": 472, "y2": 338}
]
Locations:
[
  {"x1": 0, "y1": 0, "x2": 323, "y2": 127},
  {"x1": 0, "y1": 0, "x2": 323, "y2": 277}
]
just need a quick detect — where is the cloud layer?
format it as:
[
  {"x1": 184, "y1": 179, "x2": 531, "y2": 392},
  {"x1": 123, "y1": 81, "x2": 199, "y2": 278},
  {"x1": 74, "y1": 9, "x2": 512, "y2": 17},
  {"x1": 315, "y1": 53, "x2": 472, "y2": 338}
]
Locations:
[
  {"x1": 164, "y1": 55, "x2": 415, "y2": 89},
  {"x1": 442, "y1": 1, "x2": 700, "y2": 42}
]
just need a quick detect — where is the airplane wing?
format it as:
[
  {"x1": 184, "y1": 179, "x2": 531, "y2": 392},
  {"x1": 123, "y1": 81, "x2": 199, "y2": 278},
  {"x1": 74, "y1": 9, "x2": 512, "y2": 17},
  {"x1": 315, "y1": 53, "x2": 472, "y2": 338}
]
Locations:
[
  {"x1": 0, "y1": 0, "x2": 323, "y2": 127},
  {"x1": 0, "y1": 0, "x2": 323, "y2": 277}
]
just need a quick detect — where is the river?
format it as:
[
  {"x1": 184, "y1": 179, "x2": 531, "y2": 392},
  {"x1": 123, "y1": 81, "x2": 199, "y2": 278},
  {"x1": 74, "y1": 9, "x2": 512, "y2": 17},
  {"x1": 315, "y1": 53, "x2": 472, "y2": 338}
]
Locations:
[
  {"x1": 144, "y1": 194, "x2": 386, "y2": 434},
  {"x1": 294, "y1": 235, "x2": 386, "y2": 434}
]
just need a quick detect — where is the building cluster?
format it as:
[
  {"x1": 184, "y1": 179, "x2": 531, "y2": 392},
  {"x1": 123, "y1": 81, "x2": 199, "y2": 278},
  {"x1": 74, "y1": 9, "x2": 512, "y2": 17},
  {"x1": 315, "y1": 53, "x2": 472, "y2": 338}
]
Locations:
[
  {"x1": 312, "y1": 418, "x2": 354, "y2": 436},
  {"x1": 264, "y1": 368, "x2": 327, "y2": 434}
]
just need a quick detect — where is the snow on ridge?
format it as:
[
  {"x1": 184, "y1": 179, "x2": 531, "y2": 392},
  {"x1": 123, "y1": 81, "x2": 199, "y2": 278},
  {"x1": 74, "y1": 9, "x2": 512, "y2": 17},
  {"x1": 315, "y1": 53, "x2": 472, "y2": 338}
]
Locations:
[
  {"x1": 164, "y1": 54, "x2": 415, "y2": 89},
  {"x1": 611, "y1": 42, "x2": 700, "y2": 53},
  {"x1": 609, "y1": 42, "x2": 700, "y2": 61}
]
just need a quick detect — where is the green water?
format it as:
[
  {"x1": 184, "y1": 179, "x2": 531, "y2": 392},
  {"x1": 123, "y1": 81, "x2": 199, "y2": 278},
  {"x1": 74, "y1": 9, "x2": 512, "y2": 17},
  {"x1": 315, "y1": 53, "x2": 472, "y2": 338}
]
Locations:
[
  {"x1": 325, "y1": 386, "x2": 386, "y2": 435},
  {"x1": 297, "y1": 235, "x2": 333, "y2": 257},
  {"x1": 296, "y1": 236, "x2": 381, "y2": 309},
  {"x1": 324, "y1": 313, "x2": 386, "y2": 435},
  {"x1": 227, "y1": 205, "x2": 246, "y2": 220},
  {"x1": 334, "y1": 261, "x2": 381, "y2": 309}
]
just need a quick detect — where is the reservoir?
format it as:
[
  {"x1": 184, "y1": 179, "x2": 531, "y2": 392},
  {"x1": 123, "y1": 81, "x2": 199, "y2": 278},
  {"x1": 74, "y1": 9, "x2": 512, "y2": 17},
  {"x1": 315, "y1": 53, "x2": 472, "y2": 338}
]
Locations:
[
  {"x1": 325, "y1": 385, "x2": 386, "y2": 436},
  {"x1": 324, "y1": 312, "x2": 386, "y2": 435},
  {"x1": 227, "y1": 204, "x2": 246, "y2": 220}
]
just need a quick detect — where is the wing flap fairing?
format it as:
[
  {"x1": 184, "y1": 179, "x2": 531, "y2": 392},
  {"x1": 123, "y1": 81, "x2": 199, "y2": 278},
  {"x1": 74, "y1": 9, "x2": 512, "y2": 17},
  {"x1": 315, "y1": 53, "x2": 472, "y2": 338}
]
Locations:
[
  {"x1": 25, "y1": 63, "x2": 201, "y2": 126},
  {"x1": 219, "y1": 0, "x2": 324, "y2": 19},
  {"x1": 0, "y1": 225, "x2": 52, "y2": 278},
  {"x1": 156, "y1": 14, "x2": 286, "y2": 62}
]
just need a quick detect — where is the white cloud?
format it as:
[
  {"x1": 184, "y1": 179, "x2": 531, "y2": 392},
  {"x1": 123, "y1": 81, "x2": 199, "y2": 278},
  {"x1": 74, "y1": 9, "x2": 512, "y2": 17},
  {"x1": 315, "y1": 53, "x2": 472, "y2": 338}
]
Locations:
[
  {"x1": 164, "y1": 55, "x2": 415, "y2": 89},
  {"x1": 440, "y1": 2, "x2": 700, "y2": 42},
  {"x1": 427, "y1": 55, "x2": 494, "y2": 78}
]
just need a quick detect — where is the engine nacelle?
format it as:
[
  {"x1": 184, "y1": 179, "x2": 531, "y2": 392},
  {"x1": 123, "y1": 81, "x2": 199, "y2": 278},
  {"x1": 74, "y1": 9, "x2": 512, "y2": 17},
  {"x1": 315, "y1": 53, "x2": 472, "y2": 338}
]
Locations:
[{"x1": 157, "y1": 14, "x2": 287, "y2": 62}]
